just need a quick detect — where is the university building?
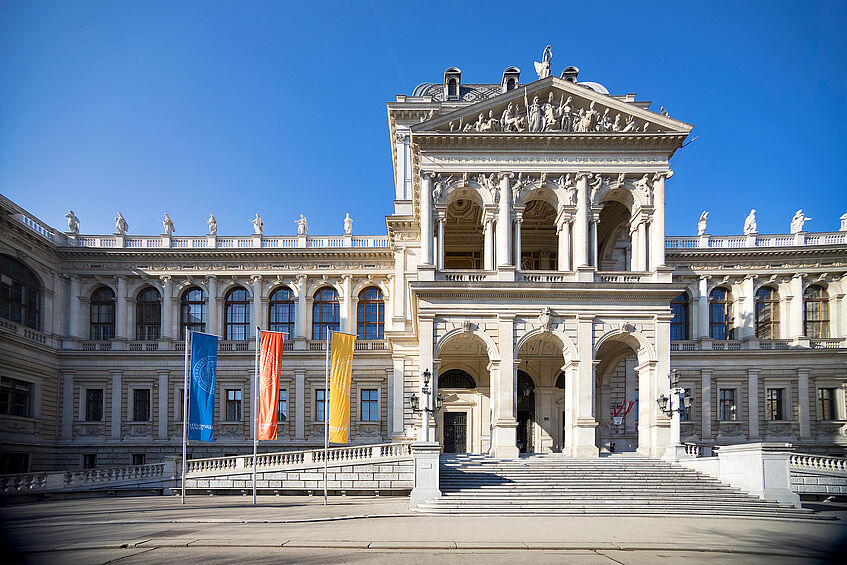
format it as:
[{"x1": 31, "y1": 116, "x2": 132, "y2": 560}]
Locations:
[{"x1": 1, "y1": 63, "x2": 845, "y2": 474}]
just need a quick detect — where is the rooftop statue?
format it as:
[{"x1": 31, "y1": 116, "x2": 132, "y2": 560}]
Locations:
[
  {"x1": 296, "y1": 214, "x2": 308, "y2": 235},
  {"x1": 115, "y1": 211, "x2": 128, "y2": 235},
  {"x1": 251, "y1": 213, "x2": 263, "y2": 235},
  {"x1": 697, "y1": 211, "x2": 709, "y2": 236},
  {"x1": 65, "y1": 210, "x2": 79, "y2": 235},
  {"x1": 162, "y1": 213, "x2": 174, "y2": 235},
  {"x1": 841, "y1": 212, "x2": 847, "y2": 232},
  {"x1": 534, "y1": 45, "x2": 552, "y2": 79},
  {"x1": 205, "y1": 213, "x2": 217, "y2": 235},
  {"x1": 790, "y1": 209, "x2": 811, "y2": 234},
  {"x1": 344, "y1": 213, "x2": 353, "y2": 235},
  {"x1": 743, "y1": 209, "x2": 758, "y2": 235}
]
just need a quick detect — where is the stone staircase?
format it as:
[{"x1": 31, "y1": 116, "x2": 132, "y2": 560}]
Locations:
[{"x1": 414, "y1": 453, "x2": 822, "y2": 519}]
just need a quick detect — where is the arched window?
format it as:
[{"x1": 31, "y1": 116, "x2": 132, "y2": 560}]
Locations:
[
  {"x1": 90, "y1": 286, "x2": 115, "y2": 340},
  {"x1": 312, "y1": 287, "x2": 339, "y2": 340},
  {"x1": 447, "y1": 78, "x2": 458, "y2": 97},
  {"x1": 357, "y1": 287, "x2": 384, "y2": 340},
  {"x1": 670, "y1": 292, "x2": 690, "y2": 340},
  {"x1": 268, "y1": 287, "x2": 295, "y2": 339},
  {"x1": 224, "y1": 287, "x2": 250, "y2": 340},
  {"x1": 439, "y1": 369, "x2": 476, "y2": 389},
  {"x1": 0, "y1": 255, "x2": 40, "y2": 330},
  {"x1": 755, "y1": 286, "x2": 780, "y2": 339},
  {"x1": 135, "y1": 287, "x2": 161, "y2": 341},
  {"x1": 180, "y1": 287, "x2": 206, "y2": 334},
  {"x1": 709, "y1": 287, "x2": 734, "y2": 340},
  {"x1": 804, "y1": 285, "x2": 829, "y2": 338}
]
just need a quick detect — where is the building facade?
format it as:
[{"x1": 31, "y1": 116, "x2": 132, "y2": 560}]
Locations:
[{"x1": 1, "y1": 64, "x2": 846, "y2": 473}]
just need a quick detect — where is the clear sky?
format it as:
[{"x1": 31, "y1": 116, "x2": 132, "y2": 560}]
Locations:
[{"x1": 1, "y1": 1, "x2": 845, "y2": 237}]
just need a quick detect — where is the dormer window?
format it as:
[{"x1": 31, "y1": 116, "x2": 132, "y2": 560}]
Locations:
[
  {"x1": 501, "y1": 66, "x2": 520, "y2": 93},
  {"x1": 444, "y1": 67, "x2": 461, "y2": 100}
]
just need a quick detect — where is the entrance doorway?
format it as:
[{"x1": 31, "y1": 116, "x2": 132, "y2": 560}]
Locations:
[
  {"x1": 443, "y1": 412, "x2": 467, "y2": 453},
  {"x1": 517, "y1": 370, "x2": 536, "y2": 453}
]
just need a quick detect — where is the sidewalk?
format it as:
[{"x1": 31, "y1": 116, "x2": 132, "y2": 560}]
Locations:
[{"x1": 2, "y1": 495, "x2": 846, "y2": 563}]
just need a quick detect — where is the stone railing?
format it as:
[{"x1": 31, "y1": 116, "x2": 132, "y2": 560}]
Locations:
[
  {"x1": 186, "y1": 442, "x2": 413, "y2": 476},
  {"x1": 518, "y1": 271, "x2": 569, "y2": 283},
  {"x1": 790, "y1": 453, "x2": 847, "y2": 474},
  {"x1": 672, "y1": 338, "x2": 844, "y2": 351},
  {"x1": 438, "y1": 270, "x2": 494, "y2": 282},
  {"x1": 666, "y1": 231, "x2": 846, "y2": 250},
  {"x1": 354, "y1": 340, "x2": 388, "y2": 351},
  {"x1": 595, "y1": 271, "x2": 648, "y2": 283},
  {"x1": 0, "y1": 319, "x2": 53, "y2": 348},
  {"x1": 0, "y1": 461, "x2": 174, "y2": 495},
  {"x1": 66, "y1": 233, "x2": 391, "y2": 250}
]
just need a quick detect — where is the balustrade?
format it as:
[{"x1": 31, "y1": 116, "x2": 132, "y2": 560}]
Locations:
[{"x1": 790, "y1": 453, "x2": 847, "y2": 473}]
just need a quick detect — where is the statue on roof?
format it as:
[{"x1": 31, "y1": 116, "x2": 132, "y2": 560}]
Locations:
[
  {"x1": 65, "y1": 210, "x2": 79, "y2": 234},
  {"x1": 251, "y1": 213, "x2": 263, "y2": 235},
  {"x1": 534, "y1": 45, "x2": 552, "y2": 79},
  {"x1": 698, "y1": 211, "x2": 709, "y2": 236},
  {"x1": 205, "y1": 213, "x2": 217, "y2": 235},
  {"x1": 162, "y1": 213, "x2": 174, "y2": 235},
  {"x1": 344, "y1": 213, "x2": 353, "y2": 235},
  {"x1": 841, "y1": 212, "x2": 847, "y2": 232},
  {"x1": 790, "y1": 209, "x2": 811, "y2": 234},
  {"x1": 115, "y1": 211, "x2": 128, "y2": 235},
  {"x1": 296, "y1": 214, "x2": 308, "y2": 235},
  {"x1": 743, "y1": 209, "x2": 758, "y2": 235}
]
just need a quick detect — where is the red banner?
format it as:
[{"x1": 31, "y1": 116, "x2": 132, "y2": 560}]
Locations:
[{"x1": 258, "y1": 331, "x2": 285, "y2": 440}]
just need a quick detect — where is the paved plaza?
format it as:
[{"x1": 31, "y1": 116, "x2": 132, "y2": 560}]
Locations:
[{"x1": 2, "y1": 495, "x2": 846, "y2": 564}]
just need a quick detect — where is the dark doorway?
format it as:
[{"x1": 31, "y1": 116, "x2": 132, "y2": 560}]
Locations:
[
  {"x1": 443, "y1": 412, "x2": 467, "y2": 453},
  {"x1": 517, "y1": 370, "x2": 536, "y2": 453}
]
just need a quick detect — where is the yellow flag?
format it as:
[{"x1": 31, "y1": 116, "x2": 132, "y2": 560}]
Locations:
[{"x1": 328, "y1": 332, "x2": 355, "y2": 443}]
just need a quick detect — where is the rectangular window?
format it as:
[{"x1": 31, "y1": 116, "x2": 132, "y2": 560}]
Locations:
[
  {"x1": 0, "y1": 377, "x2": 33, "y2": 417},
  {"x1": 177, "y1": 388, "x2": 185, "y2": 420},
  {"x1": 132, "y1": 453, "x2": 146, "y2": 466},
  {"x1": 767, "y1": 388, "x2": 785, "y2": 421},
  {"x1": 719, "y1": 388, "x2": 737, "y2": 421},
  {"x1": 85, "y1": 389, "x2": 104, "y2": 422},
  {"x1": 819, "y1": 388, "x2": 837, "y2": 421},
  {"x1": 680, "y1": 388, "x2": 692, "y2": 422},
  {"x1": 0, "y1": 452, "x2": 29, "y2": 474},
  {"x1": 360, "y1": 389, "x2": 379, "y2": 422},
  {"x1": 133, "y1": 389, "x2": 151, "y2": 422},
  {"x1": 226, "y1": 389, "x2": 242, "y2": 422},
  {"x1": 315, "y1": 389, "x2": 328, "y2": 422},
  {"x1": 278, "y1": 389, "x2": 288, "y2": 422},
  {"x1": 83, "y1": 454, "x2": 97, "y2": 469}
]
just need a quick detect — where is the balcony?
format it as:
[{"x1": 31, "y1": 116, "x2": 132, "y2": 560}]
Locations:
[
  {"x1": 666, "y1": 232, "x2": 846, "y2": 250},
  {"x1": 670, "y1": 338, "x2": 845, "y2": 352}
]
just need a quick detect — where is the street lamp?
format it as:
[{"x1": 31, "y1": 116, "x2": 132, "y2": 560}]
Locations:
[
  {"x1": 656, "y1": 368, "x2": 693, "y2": 460},
  {"x1": 409, "y1": 369, "x2": 444, "y2": 442}
]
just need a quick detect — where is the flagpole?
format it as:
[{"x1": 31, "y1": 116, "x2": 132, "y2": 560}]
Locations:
[
  {"x1": 253, "y1": 326, "x2": 260, "y2": 505},
  {"x1": 181, "y1": 327, "x2": 190, "y2": 504},
  {"x1": 324, "y1": 329, "x2": 331, "y2": 505}
]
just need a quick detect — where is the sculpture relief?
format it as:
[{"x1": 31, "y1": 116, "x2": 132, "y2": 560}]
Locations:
[
  {"x1": 162, "y1": 213, "x2": 175, "y2": 235},
  {"x1": 790, "y1": 209, "x2": 811, "y2": 234},
  {"x1": 538, "y1": 307, "x2": 553, "y2": 332},
  {"x1": 65, "y1": 210, "x2": 79, "y2": 234},
  {"x1": 634, "y1": 174, "x2": 653, "y2": 205},
  {"x1": 114, "y1": 211, "x2": 128, "y2": 235},
  {"x1": 743, "y1": 209, "x2": 758, "y2": 235},
  {"x1": 697, "y1": 211, "x2": 709, "y2": 236},
  {"x1": 205, "y1": 213, "x2": 218, "y2": 235}
]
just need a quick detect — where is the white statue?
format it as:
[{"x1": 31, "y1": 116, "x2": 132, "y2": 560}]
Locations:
[
  {"x1": 296, "y1": 214, "x2": 308, "y2": 235},
  {"x1": 743, "y1": 209, "x2": 758, "y2": 235},
  {"x1": 841, "y1": 212, "x2": 847, "y2": 232},
  {"x1": 790, "y1": 209, "x2": 811, "y2": 234},
  {"x1": 65, "y1": 210, "x2": 79, "y2": 234},
  {"x1": 115, "y1": 211, "x2": 128, "y2": 235},
  {"x1": 162, "y1": 213, "x2": 174, "y2": 235},
  {"x1": 534, "y1": 45, "x2": 552, "y2": 79},
  {"x1": 205, "y1": 213, "x2": 217, "y2": 235},
  {"x1": 697, "y1": 211, "x2": 709, "y2": 236},
  {"x1": 528, "y1": 95, "x2": 543, "y2": 132},
  {"x1": 251, "y1": 213, "x2": 263, "y2": 235},
  {"x1": 343, "y1": 213, "x2": 353, "y2": 235}
]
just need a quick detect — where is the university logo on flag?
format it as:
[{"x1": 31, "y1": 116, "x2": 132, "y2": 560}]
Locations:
[
  {"x1": 328, "y1": 331, "x2": 355, "y2": 444},
  {"x1": 188, "y1": 332, "x2": 218, "y2": 442},
  {"x1": 258, "y1": 331, "x2": 285, "y2": 440}
]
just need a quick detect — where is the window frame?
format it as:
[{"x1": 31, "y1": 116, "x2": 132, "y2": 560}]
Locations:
[
  {"x1": 804, "y1": 285, "x2": 830, "y2": 339},
  {"x1": 268, "y1": 287, "x2": 295, "y2": 339},
  {"x1": 709, "y1": 287, "x2": 734, "y2": 340},
  {"x1": 225, "y1": 388, "x2": 243, "y2": 422},
  {"x1": 0, "y1": 376, "x2": 34, "y2": 418},
  {"x1": 0, "y1": 255, "x2": 41, "y2": 330},
  {"x1": 670, "y1": 292, "x2": 690, "y2": 341},
  {"x1": 766, "y1": 387, "x2": 786, "y2": 421},
  {"x1": 180, "y1": 287, "x2": 206, "y2": 335},
  {"x1": 314, "y1": 388, "x2": 329, "y2": 423},
  {"x1": 817, "y1": 385, "x2": 844, "y2": 421},
  {"x1": 90, "y1": 286, "x2": 116, "y2": 341},
  {"x1": 754, "y1": 286, "x2": 780, "y2": 339},
  {"x1": 135, "y1": 286, "x2": 161, "y2": 341},
  {"x1": 224, "y1": 286, "x2": 251, "y2": 341},
  {"x1": 82, "y1": 453, "x2": 97, "y2": 469},
  {"x1": 718, "y1": 387, "x2": 739, "y2": 422},
  {"x1": 129, "y1": 386, "x2": 152, "y2": 423},
  {"x1": 278, "y1": 388, "x2": 288, "y2": 423},
  {"x1": 131, "y1": 453, "x2": 146, "y2": 466},
  {"x1": 356, "y1": 287, "x2": 385, "y2": 340},
  {"x1": 312, "y1": 287, "x2": 340, "y2": 341},
  {"x1": 360, "y1": 388, "x2": 379, "y2": 422},
  {"x1": 81, "y1": 387, "x2": 105, "y2": 422}
]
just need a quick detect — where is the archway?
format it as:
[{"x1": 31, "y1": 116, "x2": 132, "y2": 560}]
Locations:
[
  {"x1": 519, "y1": 200, "x2": 558, "y2": 270},
  {"x1": 597, "y1": 200, "x2": 633, "y2": 271},
  {"x1": 593, "y1": 337, "x2": 640, "y2": 452},
  {"x1": 444, "y1": 198, "x2": 484, "y2": 269},
  {"x1": 516, "y1": 371, "x2": 536, "y2": 453}
]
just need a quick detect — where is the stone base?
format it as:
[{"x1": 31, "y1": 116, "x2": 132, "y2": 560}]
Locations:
[
  {"x1": 409, "y1": 442, "x2": 441, "y2": 508},
  {"x1": 491, "y1": 420, "x2": 519, "y2": 459},
  {"x1": 661, "y1": 443, "x2": 690, "y2": 462}
]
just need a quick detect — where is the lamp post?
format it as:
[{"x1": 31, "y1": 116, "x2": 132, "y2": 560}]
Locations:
[
  {"x1": 657, "y1": 369, "x2": 693, "y2": 460},
  {"x1": 410, "y1": 369, "x2": 444, "y2": 443}
]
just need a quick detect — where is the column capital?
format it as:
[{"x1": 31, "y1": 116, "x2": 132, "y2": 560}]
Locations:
[
  {"x1": 250, "y1": 274, "x2": 262, "y2": 284},
  {"x1": 420, "y1": 170, "x2": 436, "y2": 179},
  {"x1": 575, "y1": 171, "x2": 593, "y2": 181},
  {"x1": 160, "y1": 275, "x2": 172, "y2": 284},
  {"x1": 653, "y1": 170, "x2": 674, "y2": 181},
  {"x1": 497, "y1": 171, "x2": 514, "y2": 180}
]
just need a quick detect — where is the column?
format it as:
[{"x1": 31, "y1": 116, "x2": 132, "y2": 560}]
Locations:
[
  {"x1": 116, "y1": 276, "x2": 128, "y2": 340},
  {"x1": 748, "y1": 368, "x2": 760, "y2": 439},
  {"x1": 741, "y1": 275, "x2": 755, "y2": 339},
  {"x1": 420, "y1": 172, "x2": 434, "y2": 265},
  {"x1": 296, "y1": 275, "x2": 307, "y2": 339},
  {"x1": 341, "y1": 275, "x2": 352, "y2": 333},
  {"x1": 69, "y1": 276, "x2": 81, "y2": 339},
  {"x1": 574, "y1": 173, "x2": 590, "y2": 267},
  {"x1": 698, "y1": 276, "x2": 710, "y2": 339},
  {"x1": 295, "y1": 369, "x2": 305, "y2": 440},
  {"x1": 789, "y1": 274, "x2": 804, "y2": 339},
  {"x1": 625, "y1": 357, "x2": 637, "y2": 436},
  {"x1": 44, "y1": 277, "x2": 55, "y2": 341},
  {"x1": 700, "y1": 369, "x2": 712, "y2": 439},
  {"x1": 207, "y1": 276, "x2": 218, "y2": 336},
  {"x1": 158, "y1": 371, "x2": 169, "y2": 439},
  {"x1": 493, "y1": 314, "x2": 519, "y2": 458},
  {"x1": 637, "y1": 221, "x2": 648, "y2": 271},
  {"x1": 557, "y1": 219, "x2": 571, "y2": 271},
  {"x1": 161, "y1": 276, "x2": 173, "y2": 340},
  {"x1": 496, "y1": 172, "x2": 513, "y2": 267},
  {"x1": 436, "y1": 210, "x2": 446, "y2": 270},
  {"x1": 590, "y1": 216, "x2": 599, "y2": 267},
  {"x1": 630, "y1": 222, "x2": 640, "y2": 271},
  {"x1": 62, "y1": 371, "x2": 74, "y2": 440},
  {"x1": 110, "y1": 370, "x2": 121, "y2": 440},
  {"x1": 252, "y1": 275, "x2": 263, "y2": 331},
  {"x1": 483, "y1": 216, "x2": 494, "y2": 271},
  {"x1": 418, "y1": 314, "x2": 435, "y2": 441},
  {"x1": 571, "y1": 316, "x2": 599, "y2": 457},
  {"x1": 512, "y1": 212, "x2": 523, "y2": 268},
  {"x1": 652, "y1": 316, "x2": 673, "y2": 458},
  {"x1": 390, "y1": 357, "x2": 406, "y2": 440},
  {"x1": 797, "y1": 368, "x2": 811, "y2": 439},
  {"x1": 650, "y1": 171, "x2": 670, "y2": 269}
]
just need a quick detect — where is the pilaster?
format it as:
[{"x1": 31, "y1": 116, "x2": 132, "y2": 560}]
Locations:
[
  {"x1": 158, "y1": 371, "x2": 169, "y2": 439},
  {"x1": 496, "y1": 172, "x2": 513, "y2": 268},
  {"x1": 797, "y1": 368, "x2": 811, "y2": 439},
  {"x1": 574, "y1": 172, "x2": 590, "y2": 268},
  {"x1": 650, "y1": 171, "x2": 671, "y2": 269},
  {"x1": 420, "y1": 172, "x2": 434, "y2": 266},
  {"x1": 700, "y1": 369, "x2": 712, "y2": 440},
  {"x1": 110, "y1": 370, "x2": 122, "y2": 440},
  {"x1": 748, "y1": 368, "x2": 760, "y2": 440},
  {"x1": 61, "y1": 371, "x2": 74, "y2": 440},
  {"x1": 572, "y1": 315, "x2": 598, "y2": 457},
  {"x1": 295, "y1": 369, "x2": 305, "y2": 440}
]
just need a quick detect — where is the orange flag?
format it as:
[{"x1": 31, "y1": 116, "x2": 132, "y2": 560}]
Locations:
[
  {"x1": 258, "y1": 331, "x2": 285, "y2": 440},
  {"x1": 328, "y1": 332, "x2": 355, "y2": 444}
]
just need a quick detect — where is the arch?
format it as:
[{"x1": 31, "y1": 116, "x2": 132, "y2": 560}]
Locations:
[
  {"x1": 135, "y1": 285, "x2": 161, "y2": 341},
  {"x1": 514, "y1": 327, "x2": 577, "y2": 364},
  {"x1": 593, "y1": 328, "x2": 656, "y2": 365},
  {"x1": 441, "y1": 181, "x2": 493, "y2": 208},
  {"x1": 518, "y1": 199, "x2": 558, "y2": 270},
  {"x1": 180, "y1": 286, "x2": 206, "y2": 334},
  {"x1": 305, "y1": 280, "x2": 344, "y2": 300},
  {"x1": 709, "y1": 286, "x2": 734, "y2": 340},
  {"x1": 0, "y1": 254, "x2": 41, "y2": 330},
  {"x1": 312, "y1": 286, "x2": 340, "y2": 340},
  {"x1": 754, "y1": 285, "x2": 780, "y2": 339},
  {"x1": 268, "y1": 285, "x2": 295, "y2": 338},
  {"x1": 597, "y1": 200, "x2": 633, "y2": 271},
  {"x1": 357, "y1": 286, "x2": 384, "y2": 340},
  {"x1": 443, "y1": 196, "x2": 486, "y2": 269},
  {"x1": 218, "y1": 280, "x2": 252, "y2": 301},
  {"x1": 804, "y1": 284, "x2": 829, "y2": 338},
  {"x1": 596, "y1": 185, "x2": 639, "y2": 212},
  {"x1": 435, "y1": 326, "x2": 501, "y2": 362},
  {"x1": 90, "y1": 285, "x2": 116, "y2": 340},
  {"x1": 351, "y1": 278, "x2": 391, "y2": 300},
  {"x1": 518, "y1": 185, "x2": 559, "y2": 209},
  {"x1": 224, "y1": 285, "x2": 251, "y2": 340},
  {"x1": 438, "y1": 368, "x2": 476, "y2": 389}
]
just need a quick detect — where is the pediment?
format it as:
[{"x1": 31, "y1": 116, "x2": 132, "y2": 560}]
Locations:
[{"x1": 411, "y1": 76, "x2": 692, "y2": 135}]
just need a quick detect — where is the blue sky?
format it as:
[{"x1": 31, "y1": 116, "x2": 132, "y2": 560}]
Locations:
[{"x1": 1, "y1": 1, "x2": 845, "y2": 237}]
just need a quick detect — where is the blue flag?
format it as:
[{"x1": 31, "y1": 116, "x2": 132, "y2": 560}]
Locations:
[{"x1": 189, "y1": 332, "x2": 218, "y2": 441}]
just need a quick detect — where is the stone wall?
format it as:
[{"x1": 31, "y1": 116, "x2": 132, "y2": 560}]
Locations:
[{"x1": 791, "y1": 470, "x2": 847, "y2": 497}]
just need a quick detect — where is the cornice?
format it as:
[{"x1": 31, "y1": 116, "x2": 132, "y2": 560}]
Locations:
[{"x1": 412, "y1": 132, "x2": 688, "y2": 154}]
